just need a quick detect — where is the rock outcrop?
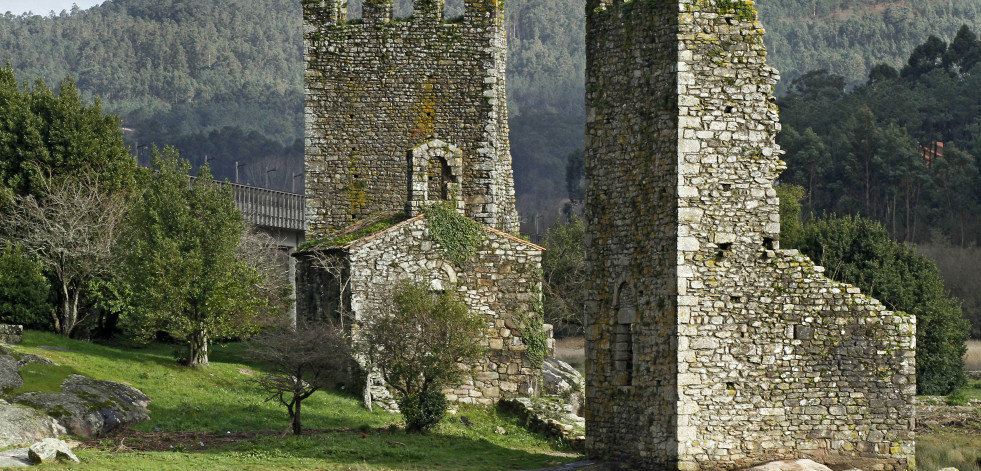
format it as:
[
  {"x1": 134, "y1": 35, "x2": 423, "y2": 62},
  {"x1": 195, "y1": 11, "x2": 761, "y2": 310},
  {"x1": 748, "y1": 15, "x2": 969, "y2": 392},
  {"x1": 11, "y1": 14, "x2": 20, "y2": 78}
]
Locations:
[
  {"x1": 0, "y1": 447, "x2": 32, "y2": 468},
  {"x1": 2, "y1": 347, "x2": 151, "y2": 442},
  {"x1": 28, "y1": 438, "x2": 80, "y2": 464},
  {"x1": 0, "y1": 402, "x2": 66, "y2": 449},
  {"x1": 13, "y1": 374, "x2": 150, "y2": 438},
  {"x1": 542, "y1": 357, "x2": 585, "y2": 417}
]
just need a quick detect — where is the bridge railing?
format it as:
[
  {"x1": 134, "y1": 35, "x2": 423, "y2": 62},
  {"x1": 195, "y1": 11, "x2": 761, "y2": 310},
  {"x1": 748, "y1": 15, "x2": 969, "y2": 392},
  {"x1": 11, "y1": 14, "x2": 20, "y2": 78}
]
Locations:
[{"x1": 189, "y1": 176, "x2": 305, "y2": 231}]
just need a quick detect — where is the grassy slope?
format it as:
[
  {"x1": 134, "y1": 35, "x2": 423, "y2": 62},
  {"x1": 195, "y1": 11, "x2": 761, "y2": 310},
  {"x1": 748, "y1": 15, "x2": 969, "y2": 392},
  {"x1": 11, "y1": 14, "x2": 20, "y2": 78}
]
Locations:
[{"x1": 5, "y1": 331, "x2": 579, "y2": 470}]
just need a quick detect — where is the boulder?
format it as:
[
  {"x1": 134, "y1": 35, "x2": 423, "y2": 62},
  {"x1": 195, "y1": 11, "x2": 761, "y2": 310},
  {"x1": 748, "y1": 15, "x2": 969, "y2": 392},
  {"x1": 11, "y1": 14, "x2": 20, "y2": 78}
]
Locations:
[
  {"x1": 542, "y1": 357, "x2": 585, "y2": 416},
  {"x1": 0, "y1": 356, "x2": 24, "y2": 392},
  {"x1": 0, "y1": 403, "x2": 67, "y2": 448},
  {"x1": 17, "y1": 354, "x2": 55, "y2": 367},
  {"x1": 746, "y1": 460, "x2": 834, "y2": 471},
  {"x1": 28, "y1": 438, "x2": 79, "y2": 464},
  {"x1": 14, "y1": 375, "x2": 150, "y2": 438},
  {"x1": 0, "y1": 448, "x2": 32, "y2": 468}
]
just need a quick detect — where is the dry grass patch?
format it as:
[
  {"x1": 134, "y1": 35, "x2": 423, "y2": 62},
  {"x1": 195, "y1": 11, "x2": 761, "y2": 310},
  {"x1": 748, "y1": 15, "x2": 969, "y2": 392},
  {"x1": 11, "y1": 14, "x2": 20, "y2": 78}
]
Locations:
[{"x1": 967, "y1": 340, "x2": 981, "y2": 372}]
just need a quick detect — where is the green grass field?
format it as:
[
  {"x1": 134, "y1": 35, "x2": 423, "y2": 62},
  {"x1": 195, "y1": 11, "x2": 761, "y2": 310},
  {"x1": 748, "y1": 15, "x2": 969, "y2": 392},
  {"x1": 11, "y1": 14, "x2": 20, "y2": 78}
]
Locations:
[{"x1": 3, "y1": 331, "x2": 580, "y2": 470}]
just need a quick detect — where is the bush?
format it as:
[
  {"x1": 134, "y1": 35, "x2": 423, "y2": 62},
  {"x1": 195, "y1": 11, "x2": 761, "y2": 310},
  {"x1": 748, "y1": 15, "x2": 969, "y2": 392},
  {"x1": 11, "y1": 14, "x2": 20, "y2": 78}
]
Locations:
[
  {"x1": 791, "y1": 215, "x2": 970, "y2": 395},
  {"x1": 358, "y1": 279, "x2": 486, "y2": 433},
  {"x1": 0, "y1": 244, "x2": 51, "y2": 328},
  {"x1": 397, "y1": 390, "x2": 448, "y2": 433}
]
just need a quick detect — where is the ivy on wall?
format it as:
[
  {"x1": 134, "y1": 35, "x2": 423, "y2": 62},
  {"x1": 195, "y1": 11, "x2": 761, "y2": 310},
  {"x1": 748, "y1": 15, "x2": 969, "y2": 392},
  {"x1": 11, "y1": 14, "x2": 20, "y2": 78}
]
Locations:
[{"x1": 425, "y1": 202, "x2": 484, "y2": 266}]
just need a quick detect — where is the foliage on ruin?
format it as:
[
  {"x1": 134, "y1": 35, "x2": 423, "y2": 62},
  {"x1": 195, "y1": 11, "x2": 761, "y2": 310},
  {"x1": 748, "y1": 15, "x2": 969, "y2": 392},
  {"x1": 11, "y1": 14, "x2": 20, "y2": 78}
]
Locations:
[
  {"x1": 299, "y1": 212, "x2": 408, "y2": 251},
  {"x1": 788, "y1": 214, "x2": 970, "y2": 395},
  {"x1": 712, "y1": 0, "x2": 757, "y2": 22},
  {"x1": 425, "y1": 202, "x2": 485, "y2": 266},
  {"x1": 358, "y1": 279, "x2": 486, "y2": 432},
  {"x1": 515, "y1": 309, "x2": 548, "y2": 370}
]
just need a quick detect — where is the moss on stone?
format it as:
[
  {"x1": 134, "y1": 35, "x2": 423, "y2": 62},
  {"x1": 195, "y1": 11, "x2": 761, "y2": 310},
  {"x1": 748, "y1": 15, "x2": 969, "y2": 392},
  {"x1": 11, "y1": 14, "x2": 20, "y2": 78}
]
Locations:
[{"x1": 299, "y1": 212, "x2": 408, "y2": 250}]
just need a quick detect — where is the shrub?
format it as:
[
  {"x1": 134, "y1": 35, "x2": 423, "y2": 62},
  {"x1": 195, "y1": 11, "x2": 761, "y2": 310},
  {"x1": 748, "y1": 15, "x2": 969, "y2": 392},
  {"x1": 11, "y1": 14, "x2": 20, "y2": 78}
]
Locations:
[
  {"x1": 0, "y1": 244, "x2": 51, "y2": 328},
  {"x1": 358, "y1": 279, "x2": 486, "y2": 432},
  {"x1": 397, "y1": 390, "x2": 448, "y2": 433}
]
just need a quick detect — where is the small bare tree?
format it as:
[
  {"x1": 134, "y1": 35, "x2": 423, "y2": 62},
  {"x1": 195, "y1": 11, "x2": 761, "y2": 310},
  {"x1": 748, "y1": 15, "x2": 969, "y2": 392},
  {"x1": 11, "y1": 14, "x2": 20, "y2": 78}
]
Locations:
[
  {"x1": 304, "y1": 249, "x2": 354, "y2": 329},
  {"x1": 0, "y1": 177, "x2": 126, "y2": 337},
  {"x1": 247, "y1": 321, "x2": 351, "y2": 435}
]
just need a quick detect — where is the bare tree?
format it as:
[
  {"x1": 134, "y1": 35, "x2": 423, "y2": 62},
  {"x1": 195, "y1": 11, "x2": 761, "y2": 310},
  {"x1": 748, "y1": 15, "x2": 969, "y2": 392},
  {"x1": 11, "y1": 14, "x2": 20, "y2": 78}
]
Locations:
[
  {"x1": 0, "y1": 177, "x2": 126, "y2": 337},
  {"x1": 236, "y1": 225, "x2": 294, "y2": 325},
  {"x1": 247, "y1": 321, "x2": 351, "y2": 435},
  {"x1": 304, "y1": 249, "x2": 354, "y2": 329}
]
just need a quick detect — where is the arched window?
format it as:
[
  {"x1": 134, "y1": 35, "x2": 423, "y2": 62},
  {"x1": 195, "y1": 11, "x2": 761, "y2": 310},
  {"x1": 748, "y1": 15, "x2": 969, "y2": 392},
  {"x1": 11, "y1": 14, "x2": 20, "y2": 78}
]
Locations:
[
  {"x1": 614, "y1": 281, "x2": 636, "y2": 387},
  {"x1": 406, "y1": 139, "x2": 463, "y2": 216}
]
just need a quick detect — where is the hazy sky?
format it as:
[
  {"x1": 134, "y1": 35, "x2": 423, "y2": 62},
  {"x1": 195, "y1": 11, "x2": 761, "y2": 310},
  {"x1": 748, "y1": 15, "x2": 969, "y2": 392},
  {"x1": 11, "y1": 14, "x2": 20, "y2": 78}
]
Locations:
[{"x1": 0, "y1": 0, "x2": 104, "y2": 15}]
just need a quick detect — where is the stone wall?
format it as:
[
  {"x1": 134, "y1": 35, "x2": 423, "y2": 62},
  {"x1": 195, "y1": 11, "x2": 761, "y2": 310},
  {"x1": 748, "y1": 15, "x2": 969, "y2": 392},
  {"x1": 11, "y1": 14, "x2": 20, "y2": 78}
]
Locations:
[
  {"x1": 303, "y1": 0, "x2": 518, "y2": 236},
  {"x1": 0, "y1": 325, "x2": 22, "y2": 344},
  {"x1": 584, "y1": 1, "x2": 916, "y2": 470},
  {"x1": 296, "y1": 215, "x2": 548, "y2": 408}
]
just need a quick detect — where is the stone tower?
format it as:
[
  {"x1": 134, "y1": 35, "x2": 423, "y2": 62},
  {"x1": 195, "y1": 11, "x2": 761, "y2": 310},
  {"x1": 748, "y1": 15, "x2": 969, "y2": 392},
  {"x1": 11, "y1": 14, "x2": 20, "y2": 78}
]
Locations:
[
  {"x1": 303, "y1": 0, "x2": 518, "y2": 236},
  {"x1": 583, "y1": 1, "x2": 915, "y2": 469}
]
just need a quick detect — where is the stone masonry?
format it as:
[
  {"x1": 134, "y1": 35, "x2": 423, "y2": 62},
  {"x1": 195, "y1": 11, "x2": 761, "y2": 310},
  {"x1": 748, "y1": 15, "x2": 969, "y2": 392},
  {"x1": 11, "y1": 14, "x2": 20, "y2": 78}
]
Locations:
[
  {"x1": 295, "y1": 214, "x2": 548, "y2": 408},
  {"x1": 301, "y1": 0, "x2": 548, "y2": 410},
  {"x1": 583, "y1": 1, "x2": 916, "y2": 470},
  {"x1": 303, "y1": 0, "x2": 518, "y2": 235}
]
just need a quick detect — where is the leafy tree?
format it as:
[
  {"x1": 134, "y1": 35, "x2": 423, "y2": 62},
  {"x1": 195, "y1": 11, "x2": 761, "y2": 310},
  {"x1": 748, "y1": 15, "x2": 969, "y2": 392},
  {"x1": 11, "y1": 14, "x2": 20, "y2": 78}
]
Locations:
[
  {"x1": 789, "y1": 215, "x2": 969, "y2": 395},
  {"x1": 0, "y1": 65, "x2": 135, "y2": 199},
  {"x1": 0, "y1": 176, "x2": 126, "y2": 337},
  {"x1": 121, "y1": 149, "x2": 268, "y2": 367},
  {"x1": 247, "y1": 321, "x2": 350, "y2": 435},
  {"x1": 541, "y1": 215, "x2": 585, "y2": 329},
  {"x1": 0, "y1": 243, "x2": 51, "y2": 328},
  {"x1": 775, "y1": 184, "x2": 805, "y2": 250},
  {"x1": 358, "y1": 279, "x2": 486, "y2": 432},
  {"x1": 901, "y1": 35, "x2": 948, "y2": 78}
]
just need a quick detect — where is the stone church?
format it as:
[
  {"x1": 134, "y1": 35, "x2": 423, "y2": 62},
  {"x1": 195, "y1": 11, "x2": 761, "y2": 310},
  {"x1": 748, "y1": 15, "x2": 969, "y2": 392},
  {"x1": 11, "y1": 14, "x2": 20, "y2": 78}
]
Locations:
[{"x1": 296, "y1": 0, "x2": 549, "y2": 409}]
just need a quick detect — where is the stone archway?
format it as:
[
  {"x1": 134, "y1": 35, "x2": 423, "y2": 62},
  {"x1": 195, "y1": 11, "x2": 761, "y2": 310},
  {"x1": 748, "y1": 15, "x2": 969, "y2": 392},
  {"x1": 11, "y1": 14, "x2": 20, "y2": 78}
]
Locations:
[{"x1": 406, "y1": 139, "x2": 464, "y2": 216}]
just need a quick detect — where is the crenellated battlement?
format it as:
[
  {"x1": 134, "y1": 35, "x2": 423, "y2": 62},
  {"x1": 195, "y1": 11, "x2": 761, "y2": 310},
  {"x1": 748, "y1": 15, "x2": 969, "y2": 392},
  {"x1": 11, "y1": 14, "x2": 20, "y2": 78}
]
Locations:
[{"x1": 304, "y1": 0, "x2": 500, "y2": 28}]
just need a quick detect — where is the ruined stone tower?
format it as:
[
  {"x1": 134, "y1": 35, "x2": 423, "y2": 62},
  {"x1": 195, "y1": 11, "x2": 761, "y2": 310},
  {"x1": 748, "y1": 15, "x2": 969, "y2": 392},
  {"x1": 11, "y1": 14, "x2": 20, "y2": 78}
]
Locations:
[
  {"x1": 584, "y1": 1, "x2": 916, "y2": 469},
  {"x1": 303, "y1": 0, "x2": 518, "y2": 236}
]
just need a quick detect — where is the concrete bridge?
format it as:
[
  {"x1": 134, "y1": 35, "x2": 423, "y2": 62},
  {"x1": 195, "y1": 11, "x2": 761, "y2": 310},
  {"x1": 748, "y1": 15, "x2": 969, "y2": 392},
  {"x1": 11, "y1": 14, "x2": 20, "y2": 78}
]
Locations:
[{"x1": 189, "y1": 175, "x2": 306, "y2": 248}]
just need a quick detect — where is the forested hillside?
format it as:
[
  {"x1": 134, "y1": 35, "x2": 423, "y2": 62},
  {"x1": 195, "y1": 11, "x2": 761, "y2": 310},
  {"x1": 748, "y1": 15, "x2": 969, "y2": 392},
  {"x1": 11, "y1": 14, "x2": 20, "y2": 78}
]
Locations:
[
  {"x1": 758, "y1": 0, "x2": 981, "y2": 92},
  {"x1": 0, "y1": 0, "x2": 979, "y2": 215}
]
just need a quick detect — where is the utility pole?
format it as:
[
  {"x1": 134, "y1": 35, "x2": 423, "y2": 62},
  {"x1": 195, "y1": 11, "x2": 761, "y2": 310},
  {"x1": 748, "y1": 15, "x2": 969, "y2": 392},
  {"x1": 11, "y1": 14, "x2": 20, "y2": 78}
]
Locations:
[
  {"x1": 265, "y1": 167, "x2": 277, "y2": 188},
  {"x1": 292, "y1": 172, "x2": 303, "y2": 193},
  {"x1": 236, "y1": 161, "x2": 245, "y2": 184}
]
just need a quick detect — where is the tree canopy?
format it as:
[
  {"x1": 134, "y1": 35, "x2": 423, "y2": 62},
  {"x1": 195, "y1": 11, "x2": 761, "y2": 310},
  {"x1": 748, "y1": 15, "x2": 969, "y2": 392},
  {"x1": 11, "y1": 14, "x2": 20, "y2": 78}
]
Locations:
[{"x1": 120, "y1": 149, "x2": 269, "y2": 366}]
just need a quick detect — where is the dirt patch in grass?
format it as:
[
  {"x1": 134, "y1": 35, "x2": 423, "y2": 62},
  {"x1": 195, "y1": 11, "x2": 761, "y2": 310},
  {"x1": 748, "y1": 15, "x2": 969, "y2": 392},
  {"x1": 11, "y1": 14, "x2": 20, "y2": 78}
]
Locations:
[{"x1": 78, "y1": 426, "x2": 400, "y2": 452}]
